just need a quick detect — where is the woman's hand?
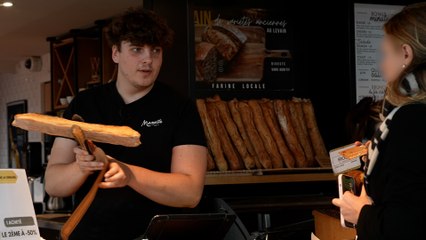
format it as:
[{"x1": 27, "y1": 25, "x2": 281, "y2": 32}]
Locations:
[
  {"x1": 355, "y1": 141, "x2": 370, "y2": 163},
  {"x1": 99, "y1": 157, "x2": 133, "y2": 189},
  {"x1": 74, "y1": 147, "x2": 104, "y2": 175},
  {"x1": 332, "y1": 186, "x2": 373, "y2": 224}
]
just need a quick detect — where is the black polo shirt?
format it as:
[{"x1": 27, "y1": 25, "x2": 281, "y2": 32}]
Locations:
[{"x1": 62, "y1": 81, "x2": 206, "y2": 240}]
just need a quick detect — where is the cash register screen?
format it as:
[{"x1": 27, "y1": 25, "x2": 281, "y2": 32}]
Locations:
[{"x1": 138, "y1": 213, "x2": 236, "y2": 240}]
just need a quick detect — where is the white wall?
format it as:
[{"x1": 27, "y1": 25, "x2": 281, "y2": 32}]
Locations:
[{"x1": 0, "y1": 53, "x2": 50, "y2": 168}]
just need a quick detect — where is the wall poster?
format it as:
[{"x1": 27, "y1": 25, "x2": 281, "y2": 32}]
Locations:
[
  {"x1": 191, "y1": 6, "x2": 294, "y2": 93},
  {"x1": 354, "y1": 3, "x2": 404, "y2": 103}
]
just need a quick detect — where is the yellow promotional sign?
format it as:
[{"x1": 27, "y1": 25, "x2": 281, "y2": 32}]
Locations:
[
  {"x1": 0, "y1": 169, "x2": 40, "y2": 239},
  {"x1": 0, "y1": 170, "x2": 18, "y2": 184}
]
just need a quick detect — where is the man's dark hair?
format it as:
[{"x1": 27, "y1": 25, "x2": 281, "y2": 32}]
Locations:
[{"x1": 106, "y1": 7, "x2": 174, "y2": 50}]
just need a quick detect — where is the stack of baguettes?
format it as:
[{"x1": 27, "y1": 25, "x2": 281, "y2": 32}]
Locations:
[{"x1": 196, "y1": 96, "x2": 330, "y2": 171}]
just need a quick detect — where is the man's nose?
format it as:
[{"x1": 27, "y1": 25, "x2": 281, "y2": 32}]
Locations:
[{"x1": 139, "y1": 48, "x2": 153, "y2": 64}]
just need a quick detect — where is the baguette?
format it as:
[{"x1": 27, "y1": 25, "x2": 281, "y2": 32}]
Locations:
[
  {"x1": 238, "y1": 101, "x2": 272, "y2": 169},
  {"x1": 196, "y1": 99, "x2": 228, "y2": 171},
  {"x1": 274, "y1": 100, "x2": 308, "y2": 167},
  {"x1": 213, "y1": 99, "x2": 256, "y2": 170},
  {"x1": 301, "y1": 99, "x2": 330, "y2": 167},
  {"x1": 206, "y1": 102, "x2": 243, "y2": 170},
  {"x1": 248, "y1": 100, "x2": 283, "y2": 169},
  {"x1": 228, "y1": 99, "x2": 262, "y2": 169},
  {"x1": 12, "y1": 113, "x2": 140, "y2": 147},
  {"x1": 259, "y1": 99, "x2": 295, "y2": 168},
  {"x1": 206, "y1": 150, "x2": 216, "y2": 171},
  {"x1": 288, "y1": 99, "x2": 316, "y2": 167}
]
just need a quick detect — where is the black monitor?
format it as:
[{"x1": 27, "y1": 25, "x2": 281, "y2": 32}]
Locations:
[{"x1": 136, "y1": 212, "x2": 236, "y2": 240}]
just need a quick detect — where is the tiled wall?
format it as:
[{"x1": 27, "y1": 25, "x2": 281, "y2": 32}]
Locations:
[{"x1": 0, "y1": 53, "x2": 50, "y2": 168}]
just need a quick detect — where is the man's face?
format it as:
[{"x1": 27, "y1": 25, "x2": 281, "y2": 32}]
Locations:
[{"x1": 112, "y1": 41, "x2": 163, "y2": 89}]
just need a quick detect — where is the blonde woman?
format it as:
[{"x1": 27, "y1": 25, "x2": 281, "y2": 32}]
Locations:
[{"x1": 333, "y1": 3, "x2": 426, "y2": 239}]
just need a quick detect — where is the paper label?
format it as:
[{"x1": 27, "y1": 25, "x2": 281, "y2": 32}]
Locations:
[
  {"x1": 0, "y1": 169, "x2": 40, "y2": 240},
  {"x1": 0, "y1": 171, "x2": 17, "y2": 184},
  {"x1": 329, "y1": 144, "x2": 363, "y2": 174}
]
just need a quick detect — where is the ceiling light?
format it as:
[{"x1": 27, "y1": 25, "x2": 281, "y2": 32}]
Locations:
[{"x1": 2, "y1": 2, "x2": 13, "y2": 7}]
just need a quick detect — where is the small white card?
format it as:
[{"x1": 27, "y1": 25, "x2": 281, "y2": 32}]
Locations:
[
  {"x1": 329, "y1": 144, "x2": 362, "y2": 175},
  {"x1": 0, "y1": 169, "x2": 40, "y2": 240}
]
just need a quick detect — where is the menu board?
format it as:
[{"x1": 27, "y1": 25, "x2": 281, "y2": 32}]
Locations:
[
  {"x1": 192, "y1": 6, "x2": 294, "y2": 92},
  {"x1": 354, "y1": 3, "x2": 404, "y2": 103}
]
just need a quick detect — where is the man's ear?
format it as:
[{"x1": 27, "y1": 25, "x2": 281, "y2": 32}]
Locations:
[
  {"x1": 112, "y1": 45, "x2": 119, "y2": 63},
  {"x1": 401, "y1": 43, "x2": 414, "y2": 66}
]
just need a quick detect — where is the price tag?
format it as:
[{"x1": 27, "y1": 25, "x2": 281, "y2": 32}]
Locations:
[
  {"x1": 329, "y1": 144, "x2": 365, "y2": 175},
  {"x1": 0, "y1": 169, "x2": 40, "y2": 240}
]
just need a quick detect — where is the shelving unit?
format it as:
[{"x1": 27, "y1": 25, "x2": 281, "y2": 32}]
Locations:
[
  {"x1": 205, "y1": 168, "x2": 336, "y2": 185},
  {"x1": 47, "y1": 22, "x2": 115, "y2": 113},
  {"x1": 100, "y1": 21, "x2": 117, "y2": 84},
  {"x1": 50, "y1": 38, "x2": 75, "y2": 110}
]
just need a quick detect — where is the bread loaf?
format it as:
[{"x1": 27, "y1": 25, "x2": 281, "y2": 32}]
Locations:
[
  {"x1": 228, "y1": 99, "x2": 262, "y2": 169},
  {"x1": 206, "y1": 150, "x2": 216, "y2": 171},
  {"x1": 202, "y1": 27, "x2": 239, "y2": 62},
  {"x1": 238, "y1": 101, "x2": 272, "y2": 169},
  {"x1": 247, "y1": 100, "x2": 283, "y2": 169},
  {"x1": 196, "y1": 99, "x2": 228, "y2": 171},
  {"x1": 207, "y1": 101, "x2": 244, "y2": 170},
  {"x1": 212, "y1": 19, "x2": 247, "y2": 49},
  {"x1": 274, "y1": 100, "x2": 308, "y2": 167},
  {"x1": 288, "y1": 99, "x2": 316, "y2": 167},
  {"x1": 12, "y1": 113, "x2": 140, "y2": 147},
  {"x1": 260, "y1": 99, "x2": 295, "y2": 168},
  {"x1": 213, "y1": 99, "x2": 256, "y2": 170},
  {"x1": 195, "y1": 42, "x2": 217, "y2": 82},
  {"x1": 302, "y1": 99, "x2": 330, "y2": 167},
  {"x1": 196, "y1": 96, "x2": 329, "y2": 171}
]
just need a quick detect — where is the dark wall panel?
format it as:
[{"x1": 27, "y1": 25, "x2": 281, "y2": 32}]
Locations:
[{"x1": 144, "y1": 0, "x2": 418, "y2": 151}]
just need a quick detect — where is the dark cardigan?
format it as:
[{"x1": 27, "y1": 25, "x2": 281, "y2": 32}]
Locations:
[{"x1": 356, "y1": 103, "x2": 426, "y2": 240}]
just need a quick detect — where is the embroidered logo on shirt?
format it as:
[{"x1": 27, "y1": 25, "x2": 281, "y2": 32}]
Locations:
[{"x1": 141, "y1": 119, "x2": 163, "y2": 128}]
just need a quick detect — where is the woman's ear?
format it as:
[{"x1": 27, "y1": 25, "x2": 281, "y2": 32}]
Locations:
[
  {"x1": 112, "y1": 45, "x2": 119, "y2": 63},
  {"x1": 401, "y1": 43, "x2": 414, "y2": 66}
]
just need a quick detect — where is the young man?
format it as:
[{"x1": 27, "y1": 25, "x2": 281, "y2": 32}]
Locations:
[{"x1": 45, "y1": 7, "x2": 207, "y2": 240}]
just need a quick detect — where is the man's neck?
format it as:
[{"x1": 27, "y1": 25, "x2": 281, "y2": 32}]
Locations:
[{"x1": 115, "y1": 79, "x2": 154, "y2": 104}]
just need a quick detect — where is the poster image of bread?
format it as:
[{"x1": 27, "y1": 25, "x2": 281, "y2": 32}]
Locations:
[{"x1": 193, "y1": 7, "x2": 294, "y2": 92}]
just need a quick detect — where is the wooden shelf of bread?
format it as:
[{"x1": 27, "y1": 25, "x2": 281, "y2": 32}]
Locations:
[
  {"x1": 196, "y1": 96, "x2": 333, "y2": 184},
  {"x1": 204, "y1": 168, "x2": 335, "y2": 185}
]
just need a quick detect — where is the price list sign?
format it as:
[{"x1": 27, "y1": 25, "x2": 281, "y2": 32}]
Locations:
[{"x1": 354, "y1": 3, "x2": 403, "y2": 103}]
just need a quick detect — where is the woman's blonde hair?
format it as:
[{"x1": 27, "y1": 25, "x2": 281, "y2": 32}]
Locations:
[{"x1": 384, "y1": 2, "x2": 426, "y2": 106}]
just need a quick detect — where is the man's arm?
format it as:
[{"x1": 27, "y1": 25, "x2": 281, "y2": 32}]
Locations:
[
  {"x1": 45, "y1": 137, "x2": 103, "y2": 197},
  {"x1": 100, "y1": 145, "x2": 207, "y2": 208}
]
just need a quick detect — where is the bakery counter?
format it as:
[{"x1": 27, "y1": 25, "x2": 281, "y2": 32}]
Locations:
[
  {"x1": 205, "y1": 168, "x2": 336, "y2": 185},
  {"x1": 313, "y1": 209, "x2": 356, "y2": 240},
  {"x1": 202, "y1": 168, "x2": 338, "y2": 236}
]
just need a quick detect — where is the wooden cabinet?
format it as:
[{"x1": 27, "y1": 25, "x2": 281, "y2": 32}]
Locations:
[
  {"x1": 47, "y1": 22, "x2": 115, "y2": 112},
  {"x1": 49, "y1": 38, "x2": 76, "y2": 111}
]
